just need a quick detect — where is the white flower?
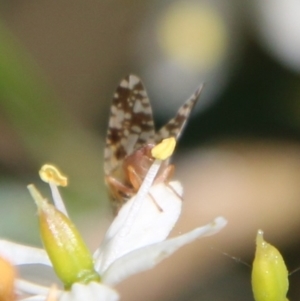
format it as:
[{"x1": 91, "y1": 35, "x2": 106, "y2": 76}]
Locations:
[{"x1": 0, "y1": 142, "x2": 227, "y2": 300}]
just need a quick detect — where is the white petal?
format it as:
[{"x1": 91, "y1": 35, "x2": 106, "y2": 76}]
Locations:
[
  {"x1": 59, "y1": 282, "x2": 119, "y2": 301},
  {"x1": 94, "y1": 181, "x2": 182, "y2": 274},
  {"x1": 102, "y1": 217, "x2": 227, "y2": 285},
  {"x1": 0, "y1": 240, "x2": 51, "y2": 266},
  {"x1": 15, "y1": 279, "x2": 51, "y2": 296},
  {"x1": 21, "y1": 296, "x2": 47, "y2": 301}
]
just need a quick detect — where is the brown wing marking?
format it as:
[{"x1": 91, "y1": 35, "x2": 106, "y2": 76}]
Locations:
[
  {"x1": 104, "y1": 74, "x2": 155, "y2": 176},
  {"x1": 155, "y1": 83, "x2": 204, "y2": 144}
]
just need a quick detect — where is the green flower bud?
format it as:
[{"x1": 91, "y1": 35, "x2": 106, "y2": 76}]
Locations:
[
  {"x1": 28, "y1": 184, "x2": 100, "y2": 289},
  {"x1": 252, "y1": 230, "x2": 289, "y2": 301}
]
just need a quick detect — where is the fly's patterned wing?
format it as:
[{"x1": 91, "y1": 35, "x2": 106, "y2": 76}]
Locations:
[
  {"x1": 104, "y1": 75, "x2": 155, "y2": 177},
  {"x1": 104, "y1": 74, "x2": 203, "y2": 210},
  {"x1": 155, "y1": 84, "x2": 203, "y2": 142},
  {"x1": 154, "y1": 84, "x2": 204, "y2": 164}
]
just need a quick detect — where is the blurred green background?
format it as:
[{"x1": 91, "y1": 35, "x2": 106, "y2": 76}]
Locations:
[{"x1": 0, "y1": 1, "x2": 300, "y2": 300}]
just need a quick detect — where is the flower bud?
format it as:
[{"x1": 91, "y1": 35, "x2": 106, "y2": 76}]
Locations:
[
  {"x1": 0, "y1": 256, "x2": 16, "y2": 301},
  {"x1": 28, "y1": 185, "x2": 100, "y2": 289},
  {"x1": 252, "y1": 230, "x2": 289, "y2": 301}
]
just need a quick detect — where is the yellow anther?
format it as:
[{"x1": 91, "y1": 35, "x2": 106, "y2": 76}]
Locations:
[
  {"x1": 151, "y1": 137, "x2": 176, "y2": 160},
  {"x1": 39, "y1": 164, "x2": 68, "y2": 187}
]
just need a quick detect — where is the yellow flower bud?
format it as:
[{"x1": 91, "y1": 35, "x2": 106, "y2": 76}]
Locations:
[
  {"x1": 252, "y1": 230, "x2": 289, "y2": 301},
  {"x1": 0, "y1": 256, "x2": 16, "y2": 301},
  {"x1": 28, "y1": 185, "x2": 100, "y2": 289}
]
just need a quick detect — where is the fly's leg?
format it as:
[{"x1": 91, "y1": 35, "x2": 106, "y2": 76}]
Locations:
[
  {"x1": 154, "y1": 164, "x2": 175, "y2": 184},
  {"x1": 105, "y1": 175, "x2": 135, "y2": 213},
  {"x1": 154, "y1": 164, "x2": 182, "y2": 201},
  {"x1": 127, "y1": 165, "x2": 163, "y2": 211}
]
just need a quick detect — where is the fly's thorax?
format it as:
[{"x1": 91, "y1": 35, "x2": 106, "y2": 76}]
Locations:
[
  {"x1": 123, "y1": 144, "x2": 155, "y2": 183},
  {"x1": 123, "y1": 143, "x2": 172, "y2": 188}
]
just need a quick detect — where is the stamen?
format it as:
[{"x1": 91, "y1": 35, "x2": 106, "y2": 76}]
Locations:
[
  {"x1": 151, "y1": 137, "x2": 176, "y2": 160},
  {"x1": 119, "y1": 159, "x2": 161, "y2": 238},
  {"x1": 39, "y1": 165, "x2": 68, "y2": 187},
  {"x1": 39, "y1": 164, "x2": 68, "y2": 216},
  {"x1": 28, "y1": 184, "x2": 47, "y2": 208},
  {"x1": 120, "y1": 137, "x2": 177, "y2": 237},
  {"x1": 48, "y1": 182, "x2": 68, "y2": 216}
]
